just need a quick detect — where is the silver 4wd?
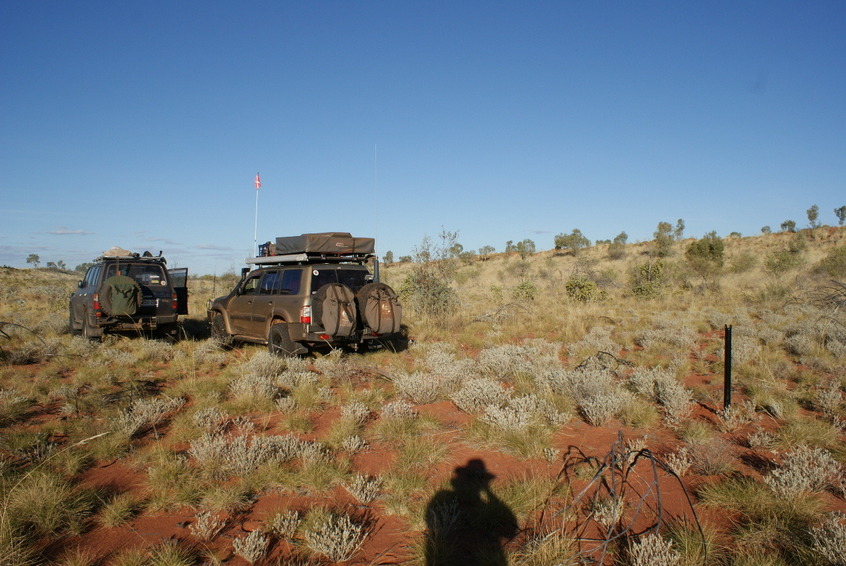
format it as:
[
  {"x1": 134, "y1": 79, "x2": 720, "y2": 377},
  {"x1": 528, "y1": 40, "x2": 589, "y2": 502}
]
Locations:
[
  {"x1": 207, "y1": 232, "x2": 402, "y2": 356},
  {"x1": 69, "y1": 247, "x2": 188, "y2": 340}
]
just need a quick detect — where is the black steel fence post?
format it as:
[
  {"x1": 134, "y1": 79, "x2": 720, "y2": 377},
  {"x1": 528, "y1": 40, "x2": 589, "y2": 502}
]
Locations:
[{"x1": 724, "y1": 324, "x2": 732, "y2": 412}]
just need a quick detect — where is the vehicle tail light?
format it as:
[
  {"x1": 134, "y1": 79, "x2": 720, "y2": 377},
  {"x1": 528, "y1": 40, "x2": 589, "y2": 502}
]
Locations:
[
  {"x1": 171, "y1": 292, "x2": 178, "y2": 310},
  {"x1": 92, "y1": 293, "x2": 102, "y2": 317},
  {"x1": 319, "y1": 334, "x2": 330, "y2": 340},
  {"x1": 300, "y1": 305, "x2": 312, "y2": 324}
]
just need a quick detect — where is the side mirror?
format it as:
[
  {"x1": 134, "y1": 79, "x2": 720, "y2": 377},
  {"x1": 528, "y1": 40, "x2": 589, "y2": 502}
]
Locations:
[{"x1": 77, "y1": 280, "x2": 85, "y2": 288}]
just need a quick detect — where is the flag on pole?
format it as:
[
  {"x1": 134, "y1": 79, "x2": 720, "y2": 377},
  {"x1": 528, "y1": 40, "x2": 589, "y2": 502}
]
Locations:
[{"x1": 254, "y1": 172, "x2": 262, "y2": 190}]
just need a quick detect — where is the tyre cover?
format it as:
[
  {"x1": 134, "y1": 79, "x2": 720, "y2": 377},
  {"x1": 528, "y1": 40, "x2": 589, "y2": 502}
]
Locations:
[
  {"x1": 100, "y1": 275, "x2": 141, "y2": 316},
  {"x1": 313, "y1": 283, "x2": 356, "y2": 337},
  {"x1": 356, "y1": 282, "x2": 402, "y2": 334}
]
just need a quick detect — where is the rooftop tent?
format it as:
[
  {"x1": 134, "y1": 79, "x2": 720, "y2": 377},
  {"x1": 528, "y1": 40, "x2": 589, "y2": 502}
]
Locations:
[{"x1": 274, "y1": 233, "x2": 375, "y2": 255}]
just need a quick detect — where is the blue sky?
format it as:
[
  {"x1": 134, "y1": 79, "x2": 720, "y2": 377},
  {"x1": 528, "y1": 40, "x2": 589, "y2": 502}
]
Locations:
[{"x1": 2, "y1": 1, "x2": 844, "y2": 275}]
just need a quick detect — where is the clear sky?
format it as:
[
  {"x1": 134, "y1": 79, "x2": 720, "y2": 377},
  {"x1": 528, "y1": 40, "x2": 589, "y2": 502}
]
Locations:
[{"x1": 2, "y1": 1, "x2": 844, "y2": 275}]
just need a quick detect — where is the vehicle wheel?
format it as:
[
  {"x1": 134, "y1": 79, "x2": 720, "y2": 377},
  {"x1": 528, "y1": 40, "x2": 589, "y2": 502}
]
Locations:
[
  {"x1": 158, "y1": 323, "x2": 180, "y2": 343},
  {"x1": 69, "y1": 309, "x2": 81, "y2": 336},
  {"x1": 210, "y1": 312, "x2": 233, "y2": 346},
  {"x1": 81, "y1": 312, "x2": 101, "y2": 342},
  {"x1": 268, "y1": 322, "x2": 298, "y2": 357}
]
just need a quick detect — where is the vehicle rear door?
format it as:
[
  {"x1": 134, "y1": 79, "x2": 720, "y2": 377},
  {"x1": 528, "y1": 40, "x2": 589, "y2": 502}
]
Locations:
[{"x1": 169, "y1": 268, "x2": 189, "y2": 315}]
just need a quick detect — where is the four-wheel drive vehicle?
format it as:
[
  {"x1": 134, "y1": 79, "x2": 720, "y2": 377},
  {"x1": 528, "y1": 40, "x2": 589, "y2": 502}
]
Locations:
[
  {"x1": 69, "y1": 247, "x2": 188, "y2": 340},
  {"x1": 207, "y1": 232, "x2": 402, "y2": 355}
]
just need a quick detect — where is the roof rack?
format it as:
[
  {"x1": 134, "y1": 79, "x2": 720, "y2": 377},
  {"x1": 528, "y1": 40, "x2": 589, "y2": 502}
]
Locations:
[{"x1": 246, "y1": 252, "x2": 373, "y2": 266}]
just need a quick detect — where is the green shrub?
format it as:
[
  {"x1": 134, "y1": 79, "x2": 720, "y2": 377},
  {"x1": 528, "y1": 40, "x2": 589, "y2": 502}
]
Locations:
[
  {"x1": 564, "y1": 275, "x2": 605, "y2": 303},
  {"x1": 685, "y1": 231, "x2": 724, "y2": 280},
  {"x1": 630, "y1": 260, "x2": 666, "y2": 298},
  {"x1": 815, "y1": 246, "x2": 846, "y2": 278}
]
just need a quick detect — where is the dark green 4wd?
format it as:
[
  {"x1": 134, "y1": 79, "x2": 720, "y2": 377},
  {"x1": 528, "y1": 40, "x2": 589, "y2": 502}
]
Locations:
[{"x1": 69, "y1": 247, "x2": 188, "y2": 340}]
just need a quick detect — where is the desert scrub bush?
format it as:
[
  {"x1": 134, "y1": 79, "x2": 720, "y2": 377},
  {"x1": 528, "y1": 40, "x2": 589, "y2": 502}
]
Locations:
[
  {"x1": 629, "y1": 260, "x2": 667, "y2": 298},
  {"x1": 343, "y1": 473, "x2": 383, "y2": 504},
  {"x1": 687, "y1": 435, "x2": 735, "y2": 475},
  {"x1": 811, "y1": 512, "x2": 846, "y2": 565},
  {"x1": 628, "y1": 533, "x2": 681, "y2": 566},
  {"x1": 232, "y1": 529, "x2": 269, "y2": 564},
  {"x1": 0, "y1": 387, "x2": 32, "y2": 426},
  {"x1": 188, "y1": 510, "x2": 227, "y2": 541},
  {"x1": 764, "y1": 445, "x2": 843, "y2": 497},
  {"x1": 192, "y1": 406, "x2": 228, "y2": 434},
  {"x1": 270, "y1": 509, "x2": 301, "y2": 539},
  {"x1": 628, "y1": 367, "x2": 693, "y2": 425},
  {"x1": 394, "y1": 371, "x2": 449, "y2": 404},
  {"x1": 554, "y1": 368, "x2": 628, "y2": 426},
  {"x1": 566, "y1": 325, "x2": 620, "y2": 360},
  {"x1": 112, "y1": 395, "x2": 185, "y2": 438},
  {"x1": 188, "y1": 432, "x2": 304, "y2": 480},
  {"x1": 815, "y1": 246, "x2": 846, "y2": 277},
  {"x1": 302, "y1": 507, "x2": 367, "y2": 562},
  {"x1": 511, "y1": 280, "x2": 538, "y2": 301},
  {"x1": 228, "y1": 373, "x2": 280, "y2": 410},
  {"x1": 564, "y1": 274, "x2": 607, "y2": 303},
  {"x1": 481, "y1": 394, "x2": 568, "y2": 431},
  {"x1": 451, "y1": 378, "x2": 510, "y2": 414}
]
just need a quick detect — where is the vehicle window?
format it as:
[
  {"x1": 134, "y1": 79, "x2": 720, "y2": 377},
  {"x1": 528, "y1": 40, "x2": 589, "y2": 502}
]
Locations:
[
  {"x1": 259, "y1": 271, "x2": 279, "y2": 294},
  {"x1": 84, "y1": 265, "x2": 100, "y2": 287},
  {"x1": 241, "y1": 275, "x2": 261, "y2": 295},
  {"x1": 276, "y1": 270, "x2": 302, "y2": 295},
  {"x1": 105, "y1": 263, "x2": 167, "y2": 286},
  {"x1": 336, "y1": 269, "x2": 369, "y2": 291},
  {"x1": 310, "y1": 270, "x2": 337, "y2": 294}
]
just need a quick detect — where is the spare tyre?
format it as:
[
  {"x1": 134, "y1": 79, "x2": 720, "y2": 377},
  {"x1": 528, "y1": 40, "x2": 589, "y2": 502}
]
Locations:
[
  {"x1": 99, "y1": 275, "x2": 142, "y2": 316},
  {"x1": 355, "y1": 282, "x2": 402, "y2": 334},
  {"x1": 312, "y1": 283, "x2": 356, "y2": 337}
]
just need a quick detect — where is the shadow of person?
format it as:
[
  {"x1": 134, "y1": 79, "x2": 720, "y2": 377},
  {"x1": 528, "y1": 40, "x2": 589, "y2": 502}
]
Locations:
[{"x1": 424, "y1": 459, "x2": 517, "y2": 566}]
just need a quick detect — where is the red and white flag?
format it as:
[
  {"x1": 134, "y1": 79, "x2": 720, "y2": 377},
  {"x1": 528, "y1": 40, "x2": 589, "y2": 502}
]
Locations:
[{"x1": 254, "y1": 172, "x2": 262, "y2": 190}]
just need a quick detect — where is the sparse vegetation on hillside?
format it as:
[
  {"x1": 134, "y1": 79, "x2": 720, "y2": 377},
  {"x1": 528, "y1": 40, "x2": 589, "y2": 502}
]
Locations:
[{"x1": 1, "y1": 225, "x2": 845, "y2": 565}]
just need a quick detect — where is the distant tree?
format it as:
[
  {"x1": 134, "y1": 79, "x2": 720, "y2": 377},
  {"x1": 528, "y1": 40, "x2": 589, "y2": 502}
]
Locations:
[
  {"x1": 505, "y1": 240, "x2": 516, "y2": 253},
  {"x1": 686, "y1": 231, "x2": 725, "y2": 281},
  {"x1": 449, "y1": 242, "x2": 464, "y2": 258},
  {"x1": 515, "y1": 239, "x2": 536, "y2": 260},
  {"x1": 57, "y1": 260, "x2": 66, "y2": 270},
  {"x1": 46, "y1": 261, "x2": 57, "y2": 269},
  {"x1": 26, "y1": 253, "x2": 40, "y2": 268},
  {"x1": 780, "y1": 220, "x2": 796, "y2": 233},
  {"x1": 608, "y1": 231, "x2": 628, "y2": 260},
  {"x1": 383, "y1": 250, "x2": 394, "y2": 264},
  {"x1": 399, "y1": 256, "x2": 411, "y2": 263},
  {"x1": 807, "y1": 204, "x2": 820, "y2": 228},
  {"x1": 478, "y1": 245, "x2": 495, "y2": 260},
  {"x1": 554, "y1": 229, "x2": 590, "y2": 255},
  {"x1": 652, "y1": 221, "x2": 674, "y2": 257},
  {"x1": 674, "y1": 219, "x2": 686, "y2": 240},
  {"x1": 75, "y1": 261, "x2": 94, "y2": 273},
  {"x1": 761, "y1": 226, "x2": 772, "y2": 234},
  {"x1": 459, "y1": 250, "x2": 477, "y2": 263},
  {"x1": 835, "y1": 206, "x2": 846, "y2": 226},
  {"x1": 729, "y1": 232, "x2": 741, "y2": 238},
  {"x1": 398, "y1": 230, "x2": 459, "y2": 317}
]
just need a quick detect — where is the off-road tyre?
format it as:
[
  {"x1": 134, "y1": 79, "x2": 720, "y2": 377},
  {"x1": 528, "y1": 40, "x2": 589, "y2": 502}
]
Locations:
[
  {"x1": 210, "y1": 312, "x2": 233, "y2": 346},
  {"x1": 268, "y1": 322, "x2": 299, "y2": 357},
  {"x1": 99, "y1": 275, "x2": 142, "y2": 316},
  {"x1": 355, "y1": 282, "x2": 402, "y2": 334},
  {"x1": 158, "y1": 323, "x2": 180, "y2": 343},
  {"x1": 312, "y1": 283, "x2": 357, "y2": 337}
]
